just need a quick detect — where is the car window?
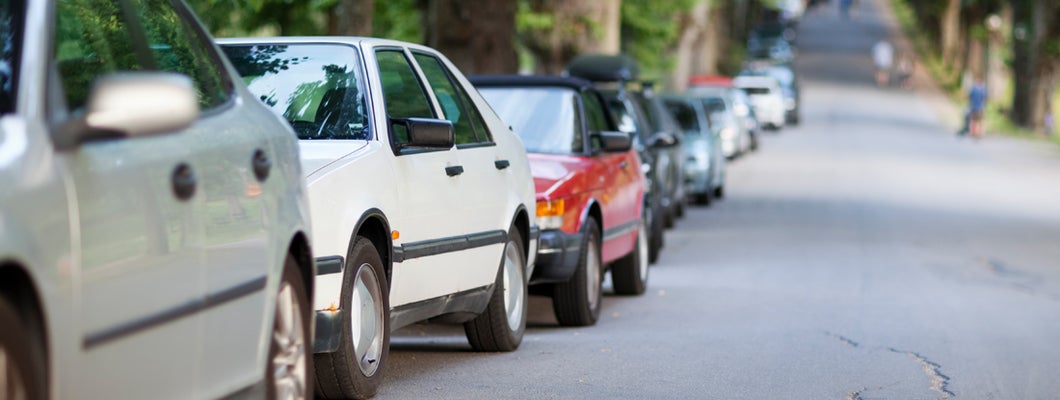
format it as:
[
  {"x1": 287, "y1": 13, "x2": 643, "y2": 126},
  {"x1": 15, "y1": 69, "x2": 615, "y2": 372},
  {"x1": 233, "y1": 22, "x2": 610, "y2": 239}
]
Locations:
[
  {"x1": 54, "y1": 0, "x2": 230, "y2": 113},
  {"x1": 663, "y1": 98, "x2": 699, "y2": 135},
  {"x1": 742, "y1": 87, "x2": 770, "y2": 95},
  {"x1": 412, "y1": 53, "x2": 490, "y2": 145},
  {"x1": 375, "y1": 49, "x2": 434, "y2": 146},
  {"x1": 581, "y1": 91, "x2": 609, "y2": 132},
  {"x1": 0, "y1": 0, "x2": 21, "y2": 114},
  {"x1": 224, "y1": 44, "x2": 370, "y2": 140},
  {"x1": 137, "y1": 0, "x2": 231, "y2": 110},
  {"x1": 479, "y1": 87, "x2": 580, "y2": 154}
]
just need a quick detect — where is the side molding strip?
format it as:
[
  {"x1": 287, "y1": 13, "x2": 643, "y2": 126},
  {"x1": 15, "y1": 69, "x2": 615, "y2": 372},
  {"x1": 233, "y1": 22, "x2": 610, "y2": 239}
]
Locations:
[{"x1": 393, "y1": 229, "x2": 508, "y2": 263}]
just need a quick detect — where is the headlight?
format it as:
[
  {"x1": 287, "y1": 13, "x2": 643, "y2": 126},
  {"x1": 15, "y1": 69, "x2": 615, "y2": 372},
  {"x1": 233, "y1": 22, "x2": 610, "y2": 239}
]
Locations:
[
  {"x1": 785, "y1": 98, "x2": 796, "y2": 110},
  {"x1": 720, "y1": 127, "x2": 736, "y2": 139},
  {"x1": 536, "y1": 199, "x2": 565, "y2": 230}
]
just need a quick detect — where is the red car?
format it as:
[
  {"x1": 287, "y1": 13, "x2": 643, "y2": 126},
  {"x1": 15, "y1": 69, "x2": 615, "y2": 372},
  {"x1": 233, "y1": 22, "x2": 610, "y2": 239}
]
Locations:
[{"x1": 472, "y1": 75, "x2": 650, "y2": 326}]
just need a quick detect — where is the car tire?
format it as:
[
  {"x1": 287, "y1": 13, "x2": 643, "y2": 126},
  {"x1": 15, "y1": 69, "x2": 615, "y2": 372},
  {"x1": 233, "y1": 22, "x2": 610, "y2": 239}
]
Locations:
[
  {"x1": 663, "y1": 206, "x2": 675, "y2": 229},
  {"x1": 714, "y1": 185, "x2": 725, "y2": 199},
  {"x1": 647, "y1": 200, "x2": 664, "y2": 264},
  {"x1": 465, "y1": 227, "x2": 527, "y2": 351},
  {"x1": 0, "y1": 297, "x2": 45, "y2": 400},
  {"x1": 315, "y1": 237, "x2": 390, "y2": 400},
  {"x1": 694, "y1": 191, "x2": 712, "y2": 206},
  {"x1": 611, "y1": 217, "x2": 649, "y2": 295},
  {"x1": 552, "y1": 218, "x2": 602, "y2": 327},
  {"x1": 267, "y1": 255, "x2": 313, "y2": 400}
]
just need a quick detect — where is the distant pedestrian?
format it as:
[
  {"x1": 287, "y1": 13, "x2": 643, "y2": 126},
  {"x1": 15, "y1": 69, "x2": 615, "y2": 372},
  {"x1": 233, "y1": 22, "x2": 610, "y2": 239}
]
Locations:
[
  {"x1": 967, "y1": 76, "x2": 987, "y2": 138},
  {"x1": 872, "y1": 40, "x2": 893, "y2": 87}
]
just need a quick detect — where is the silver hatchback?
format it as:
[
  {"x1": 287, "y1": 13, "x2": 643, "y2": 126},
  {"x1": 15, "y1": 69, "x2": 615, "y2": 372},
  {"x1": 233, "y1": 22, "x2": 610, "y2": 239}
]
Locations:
[{"x1": 0, "y1": 1, "x2": 314, "y2": 399}]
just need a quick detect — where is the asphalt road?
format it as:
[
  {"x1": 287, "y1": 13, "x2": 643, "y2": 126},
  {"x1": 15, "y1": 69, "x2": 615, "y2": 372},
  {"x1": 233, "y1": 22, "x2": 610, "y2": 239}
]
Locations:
[{"x1": 377, "y1": 1, "x2": 1060, "y2": 399}]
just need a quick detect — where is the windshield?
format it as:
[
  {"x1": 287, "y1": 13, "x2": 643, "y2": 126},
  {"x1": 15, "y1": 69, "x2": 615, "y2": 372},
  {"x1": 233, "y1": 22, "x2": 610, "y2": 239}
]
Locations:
[
  {"x1": 479, "y1": 87, "x2": 582, "y2": 154},
  {"x1": 0, "y1": 0, "x2": 21, "y2": 114},
  {"x1": 222, "y1": 43, "x2": 370, "y2": 140}
]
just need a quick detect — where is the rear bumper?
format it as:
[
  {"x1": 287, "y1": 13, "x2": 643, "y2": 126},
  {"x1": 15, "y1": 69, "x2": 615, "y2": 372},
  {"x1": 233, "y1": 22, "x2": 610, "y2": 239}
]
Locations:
[{"x1": 530, "y1": 229, "x2": 584, "y2": 285}]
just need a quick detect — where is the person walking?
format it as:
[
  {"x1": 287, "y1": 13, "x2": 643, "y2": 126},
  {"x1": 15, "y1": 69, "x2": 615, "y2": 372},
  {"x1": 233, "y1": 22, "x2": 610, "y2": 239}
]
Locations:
[
  {"x1": 872, "y1": 40, "x2": 893, "y2": 87},
  {"x1": 967, "y1": 76, "x2": 988, "y2": 138}
]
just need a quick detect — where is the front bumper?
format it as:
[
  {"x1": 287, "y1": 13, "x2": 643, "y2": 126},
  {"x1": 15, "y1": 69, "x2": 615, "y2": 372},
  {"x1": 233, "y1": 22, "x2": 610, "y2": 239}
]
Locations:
[{"x1": 530, "y1": 229, "x2": 584, "y2": 285}]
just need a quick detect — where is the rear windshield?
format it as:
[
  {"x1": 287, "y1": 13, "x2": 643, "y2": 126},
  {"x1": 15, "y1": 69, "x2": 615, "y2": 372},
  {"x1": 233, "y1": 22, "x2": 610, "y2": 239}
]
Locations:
[
  {"x1": 222, "y1": 44, "x2": 370, "y2": 140},
  {"x1": 742, "y1": 87, "x2": 772, "y2": 95},
  {"x1": 479, "y1": 86, "x2": 582, "y2": 154}
]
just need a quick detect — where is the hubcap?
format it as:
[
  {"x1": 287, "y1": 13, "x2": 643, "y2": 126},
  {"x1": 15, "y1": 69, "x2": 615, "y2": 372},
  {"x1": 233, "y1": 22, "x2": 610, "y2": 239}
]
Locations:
[
  {"x1": 272, "y1": 280, "x2": 307, "y2": 400},
  {"x1": 503, "y1": 239, "x2": 526, "y2": 332},
  {"x1": 585, "y1": 239, "x2": 601, "y2": 312},
  {"x1": 351, "y1": 264, "x2": 385, "y2": 377}
]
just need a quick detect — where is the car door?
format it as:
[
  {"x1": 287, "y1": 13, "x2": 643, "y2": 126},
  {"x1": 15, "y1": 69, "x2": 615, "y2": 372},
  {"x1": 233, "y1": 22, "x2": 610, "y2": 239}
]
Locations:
[
  {"x1": 410, "y1": 51, "x2": 507, "y2": 289},
  {"x1": 51, "y1": 1, "x2": 201, "y2": 397},
  {"x1": 129, "y1": 2, "x2": 276, "y2": 392},
  {"x1": 581, "y1": 90, "x2": 639, "y2": 257},
  {"x1": 371, "y1": 48, "x2": 466, "y2": 307}
]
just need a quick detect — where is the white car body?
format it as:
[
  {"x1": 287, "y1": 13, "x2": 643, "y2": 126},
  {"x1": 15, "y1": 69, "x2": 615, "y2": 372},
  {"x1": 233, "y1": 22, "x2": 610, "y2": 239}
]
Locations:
[
  {"x1": 0, "y1": 2, "x2": 313, "y2": 399},
  {"x1": 218, "y1": 37, "x2": 538, "y2": 338},
  {"x1": 733, "y1": 75, "x2": 787, "y2": 130}
]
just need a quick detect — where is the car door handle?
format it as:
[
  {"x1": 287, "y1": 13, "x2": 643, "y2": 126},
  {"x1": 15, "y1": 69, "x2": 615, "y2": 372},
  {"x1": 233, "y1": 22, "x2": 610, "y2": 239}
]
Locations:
[
  {"x1": 445, "y1": 165, "x2": 464, "y2": 176},
  {"x1": 494, "y1": 160, "x2": 510, "y2": 170},
  {"x1": 619, "y1": 161, "x2": 629, "y2": 169},
  {"x1": 171, "y1": 163, "x2": 196, "y2": 201},
  {"x1": 252, "y1": 149, "x2": 271, "y2": 182}
]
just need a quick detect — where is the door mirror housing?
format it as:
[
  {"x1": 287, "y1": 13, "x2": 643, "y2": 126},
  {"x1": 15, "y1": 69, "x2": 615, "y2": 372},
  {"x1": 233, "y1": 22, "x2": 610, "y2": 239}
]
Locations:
[
  {"x1": 393, "y1": 117, "x2": 454, "y2": 149},
  {"x1": 56, "y1": 72, "x2": 199, "y2": 149},
  {"x1": 593, "y1": 130, "x2": 632, "y2": 152},
  {"x1": 647, "y1": 131, "x2": 679, "y2": 148}
]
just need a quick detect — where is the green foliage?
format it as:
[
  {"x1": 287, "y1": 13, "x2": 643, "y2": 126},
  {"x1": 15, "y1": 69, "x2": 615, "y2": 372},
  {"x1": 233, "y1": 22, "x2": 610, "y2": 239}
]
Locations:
[
  {"x1": 620, "y1": 0, "x2": 700, "y2": 81},
  {"x1": 374, "y1": 0, "x2": 422, "y2": 42}
]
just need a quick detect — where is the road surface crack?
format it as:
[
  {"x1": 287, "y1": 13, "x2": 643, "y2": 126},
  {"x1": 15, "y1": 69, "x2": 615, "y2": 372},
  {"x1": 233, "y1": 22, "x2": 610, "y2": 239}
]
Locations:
[
  {"x1": 887, "y1": 347, "x2": 955, "y2": 399},
  {"x1": 825, "y1": 331, "x2": 861, "y2": 348}
]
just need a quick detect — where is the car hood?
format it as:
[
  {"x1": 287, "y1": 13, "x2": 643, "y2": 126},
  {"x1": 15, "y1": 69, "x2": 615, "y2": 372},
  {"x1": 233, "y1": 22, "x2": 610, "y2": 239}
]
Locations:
[
  {"x1": 298, "y1": 140, "x2": 370, "y2": 182},
  {"x1": 528, "y1": 153, "x2": 593, "y2": 199}
]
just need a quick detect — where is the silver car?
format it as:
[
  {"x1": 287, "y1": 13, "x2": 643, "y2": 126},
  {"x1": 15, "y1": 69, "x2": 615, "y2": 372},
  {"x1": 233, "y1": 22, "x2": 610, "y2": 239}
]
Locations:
[
  {"x1": 660, "y1": 95, "x2": 727, "y2": 205},
  {"x1": 0, "y1": 1, "x2": 313, "y2": 399}
]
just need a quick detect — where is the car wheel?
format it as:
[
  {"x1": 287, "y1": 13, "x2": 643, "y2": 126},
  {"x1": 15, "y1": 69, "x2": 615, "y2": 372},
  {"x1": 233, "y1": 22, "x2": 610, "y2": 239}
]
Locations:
[
  {"x1": 714, "y1": 185, "x2": 725, "y2": 199},
  {"x1": 315, "y1": 237, "x2": 389, "y2": 400},
  {"x1": 647, "y1": 200, "x2": 664, "y2": 264},
  {"x1": 663, "y1": 206, "x2": 675, "y2": 229},
  {"x1": 611, "y1": 217, "x2": 650, "y2": 295},
  {"x1": 552, "y1": 218, "x2": 602, "y2": 327},
  {"x1": 267, "y1": 256, "x2": 313, "y2": 400},
  {"x1": 694, "y1": 191, "x2": 712, "y2": 206},
  {"x1": 465, "y1": 227, "x2": 527, "y2": 351},
  {"x1": 0, "y1": 297, "x2": 45, "y2": 400}
]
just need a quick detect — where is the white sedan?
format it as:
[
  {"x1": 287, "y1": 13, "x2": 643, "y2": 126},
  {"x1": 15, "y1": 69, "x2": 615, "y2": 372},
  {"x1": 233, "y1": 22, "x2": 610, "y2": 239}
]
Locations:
[
  {"x1": 734, "y1": 75, "x2": 788, "y2": 130},
  {"x1": 220, "y1": 37, "x2": 539, "y2": 399}
]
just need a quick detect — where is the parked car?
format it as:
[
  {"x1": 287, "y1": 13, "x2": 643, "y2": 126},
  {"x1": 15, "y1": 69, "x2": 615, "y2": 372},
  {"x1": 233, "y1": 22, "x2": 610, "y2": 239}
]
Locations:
[
  {"x1": 472, "y1": 75, "x2": 651, "y2": 327},
  {"x1": 687, "y1": 85, "x2": 757, "y2": 158},
  {"x1": 741, "y1": 62, "x2": 801, "y2": 124},
  {"x1": 220, "y1": 37, "x2": 539, "y2": 399},
  {"x1": 733, "y1": 75, "x2": 787, "y2": 130},
  {"x1": 565, "y1": 54, "x2": 671, "y2": 263},
  {"x1": 660, "y1": 95, "x2": 727, "y2": 205},
  {"x1": 630, "y1": 87, "x2": 689, "y2": 225},
  {"x1": 1, "y1": 1, "x2": 314, "y2": 399}
]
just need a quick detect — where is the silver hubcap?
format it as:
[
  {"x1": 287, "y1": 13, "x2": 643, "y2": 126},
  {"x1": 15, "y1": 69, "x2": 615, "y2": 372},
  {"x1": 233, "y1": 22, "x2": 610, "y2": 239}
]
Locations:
[
  {"x1": 503, "y1": 239, "x2": 526, "y2": 332},
  {"x1": 586, "y1": 238, "x2": 601, "y2": 312},
  {"x1": 351, "y1": 264, "x2": 384, "y2": 377},
  {"x1": 637, "y1": 220, "x2": 649, "y2": 281},
  {"x1": 0, "y1": 347, "x2": 27, "y2": 400},
  {"x1": 272, "y1": 280, "x2": 307, "y2": 400}
]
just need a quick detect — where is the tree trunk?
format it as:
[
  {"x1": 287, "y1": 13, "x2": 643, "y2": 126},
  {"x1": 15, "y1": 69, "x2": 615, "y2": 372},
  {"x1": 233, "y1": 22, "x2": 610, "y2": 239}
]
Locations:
[
  {"x1": 335, "y1": 0, "x2": 374, "y2": 37},
  {"x1": 520, "y1": 0, "x2": 622, "y2": 75},
  {"x1": 1010, "y1": 0, "x2": 1059, "y2": 130},
  {"x1": 425, "y1": 0, "x2": 518, "y2": 74},
  {"x1": 671, "y1": 2, "x2": 712, "y2": 91},
  {"x1": 940, "y1": 0, "x2": 961, "y2": 66}
]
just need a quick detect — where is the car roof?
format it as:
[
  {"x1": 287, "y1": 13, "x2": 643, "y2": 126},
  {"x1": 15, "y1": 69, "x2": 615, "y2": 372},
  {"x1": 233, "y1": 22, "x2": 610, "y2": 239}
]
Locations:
[
  {"x1": 468, "y1": 74, "x2": 594, "y2": 91},
  {"x1": 216, "y1": 36, "x2": 438, "y2": 53},
  {"x1": 733, "y1": 75, "x2": 780, "y2": 87},
  {"x1": 689, "y1": 75, "x2": 734, "y2": 87}
]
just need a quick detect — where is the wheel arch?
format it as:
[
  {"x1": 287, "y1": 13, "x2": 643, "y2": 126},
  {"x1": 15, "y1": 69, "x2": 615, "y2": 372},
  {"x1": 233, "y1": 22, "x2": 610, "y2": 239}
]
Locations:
[
  {"x1": 352, "y1": 209, "x2": 393, "y2": 289},
  {"x1": 582, "y1": 199, "x2": 604, "y2": 238},
  {"x1": 511, "y1": 205, "x2": 531, "y2": 262},
  {"x1": 286, "y1": 233, "x2": 314, "y2": 302}
]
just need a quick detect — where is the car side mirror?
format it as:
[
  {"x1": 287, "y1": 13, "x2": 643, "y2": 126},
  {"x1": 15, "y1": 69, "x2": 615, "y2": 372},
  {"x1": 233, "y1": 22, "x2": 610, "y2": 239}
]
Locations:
[
  {"x1": 394, "y1": 117, "x2": 454, "y2": 149},
  {"x1": 55, "y1": 72, "x2": 199, "y2": 149},
  {"x1": 593, "y1": 130, "x2": 632, "y2": 152},
  {"x1": 647, "y1": 131, "x2": 678, "y2": 148}
]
